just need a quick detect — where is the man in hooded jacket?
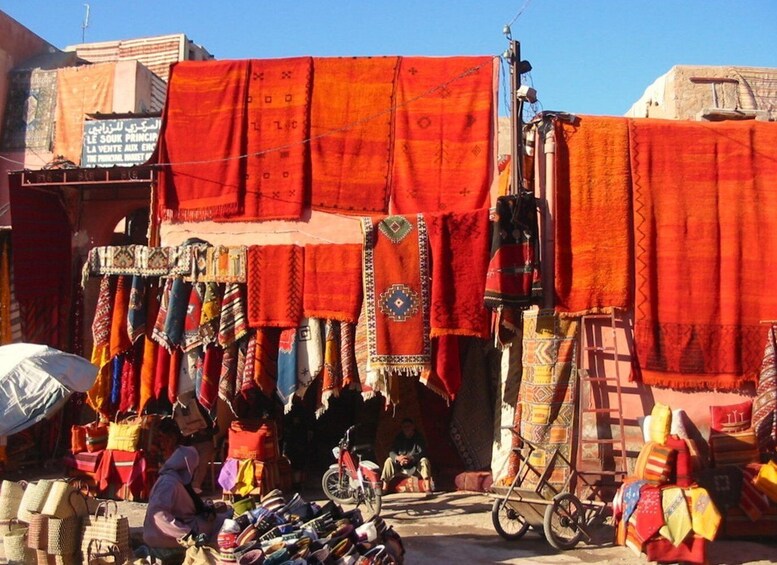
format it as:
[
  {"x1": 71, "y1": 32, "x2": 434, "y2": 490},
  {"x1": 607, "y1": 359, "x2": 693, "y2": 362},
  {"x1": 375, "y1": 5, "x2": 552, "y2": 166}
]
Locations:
[{"x1": 143, "y1": 445, "x2": 227, "y2": 556}]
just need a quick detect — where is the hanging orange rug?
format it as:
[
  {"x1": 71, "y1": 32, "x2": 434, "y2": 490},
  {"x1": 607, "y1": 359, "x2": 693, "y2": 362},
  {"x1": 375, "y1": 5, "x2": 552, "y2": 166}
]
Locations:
[
  {"x1": 310, "y1": 57, "x2": 399, "y2": 214},
  {"x1": 554, "y1": 115, "x2": 632, "y2": 315},
  {"x1": 391, "y1": 56, "x2": 495, "y2": 214},
  {"x1": 631, "y1": 119, "x2": 777, "y2": 389},
  {"x1": 157, "y1": 60, "x2": 250, "y2": 220},
  {"x1": 227, "y1": 57, "x2": 312, "y2": 221}
]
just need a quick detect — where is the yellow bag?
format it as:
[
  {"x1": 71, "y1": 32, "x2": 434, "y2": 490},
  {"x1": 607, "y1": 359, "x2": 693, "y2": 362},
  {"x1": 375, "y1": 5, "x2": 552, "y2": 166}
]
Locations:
[
  {"x1": 106, "y1": 419, "x2": 141, "y2": 452},
  {"x1": 649, "y1": 403, "x2": 672, "y2": 445},
  {"x1": 754, "y1": 460, "x2": 777, "y2": 504}
]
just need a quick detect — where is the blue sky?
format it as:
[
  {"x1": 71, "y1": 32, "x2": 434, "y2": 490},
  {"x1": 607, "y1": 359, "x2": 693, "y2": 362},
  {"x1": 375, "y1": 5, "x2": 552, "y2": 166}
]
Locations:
[{"x1": 2, "y1": 0, "x2": 776, "y2": 116}]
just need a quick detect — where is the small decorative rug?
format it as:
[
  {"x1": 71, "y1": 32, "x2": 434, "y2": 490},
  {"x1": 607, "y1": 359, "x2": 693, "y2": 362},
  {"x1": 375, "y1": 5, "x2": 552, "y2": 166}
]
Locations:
[
  {"x1": 361, "y1": 215, "x2": 431, "y2": 388},
  {"x1": 753, "y1": 325, "x2": 777, "y2": 451},
  {"x1": 109, "y1": 276, "x2": 132, "y2": 358},
  {"x1": 318, "y1": 319, "x2": 343, "y2": 417},
  {"x1": 246, "y1": 245, "x2": 304, "y2": 328},
  {"x1": 127, "y1": 275, "x2": 147, "y2": 344},
  {"x1": 218, "y1": 283, "x2": 248, "y2": 348},
  {"x1": 303, "y1": 243, "x2": 363, "y2": 323}
]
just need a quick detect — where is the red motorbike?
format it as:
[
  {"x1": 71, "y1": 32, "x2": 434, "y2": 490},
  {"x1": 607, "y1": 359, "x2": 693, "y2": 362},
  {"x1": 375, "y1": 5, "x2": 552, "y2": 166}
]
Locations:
[{"x1": 321, "y1": 425, "x2": 382, "y2": 517}]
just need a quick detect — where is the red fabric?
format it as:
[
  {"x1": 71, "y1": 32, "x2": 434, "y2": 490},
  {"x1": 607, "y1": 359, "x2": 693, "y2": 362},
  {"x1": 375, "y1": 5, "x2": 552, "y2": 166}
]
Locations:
[
  {"x1": 631, "y1": 119, "x2": 777, "y2": 389},
  {"x1": 168, "y1": 349, "x2": 182, "y2": 405},
  {"x1": 426, "y1": 209, "x2": 490, "y2": 338},
  {"x1": 96, "y1": 449, "x2": 146, "y2": 500},
  {"x1": 302, "y1": 244, "x2": 362, "y2": 323},
  {"x1": 254, "y1": 328, "x2": 280, "y2": 399},
  {"x1": 310, "y1": 56, "x2": 398, "y2": 214},
  {"x1": 153, "y1": 345, "x2": 170, "y2": 401},
  {"x1": 227, "y1": 419, "x2": 278, "y2": 460},
  {"x1": 110, "y1": 276, "x2": 132, "y2": 358},
  {"x1": 157, "y1": 60, "x2": 250, "y2": 220},
  {"x1": 633, "y1": 485, "x2": 665, "y2": 544},
  {"x1": 119, "y1": 345, "x2": 140, "y2": 413},
  {"x1": 225, "y1": 57, "x2": 311, "y2": 221},
  {"x1": 246, "y1": 245, "x2": 304, "y2": 328},
  {"x1": 645, "y1": 535, "x2": 707, "y2": 564},
  {"x1": 138, "y1": 283, "x2": 160, "y2": 414},
  {"x1": 391, "y1": 56, "x2": 494, "y2": 214},
  {"x1": 710, "y1": 401, "x2": 753, "y2": 433},
  {"x1": 665, "y1": 435, "x2": 693, "y2": 487},
  {"x1": 200, "y1": 344, "x2": 223, "y2": 412},
  {"x1": 420, "y1": 335, "x2": 461, "y2": 402},
  {"x1": 9, "y1": 185, "x2": 71, "y2": 303}
]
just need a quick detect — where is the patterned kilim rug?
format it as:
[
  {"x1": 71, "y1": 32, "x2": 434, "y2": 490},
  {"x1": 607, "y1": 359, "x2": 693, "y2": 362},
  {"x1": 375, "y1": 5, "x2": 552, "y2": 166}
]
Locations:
[
  {"x1": 361, "y1": 215, "x2": 431, "y2": 403},
  {"x1": 518, "y1": 309, "x2": 579, "y2": 497}
]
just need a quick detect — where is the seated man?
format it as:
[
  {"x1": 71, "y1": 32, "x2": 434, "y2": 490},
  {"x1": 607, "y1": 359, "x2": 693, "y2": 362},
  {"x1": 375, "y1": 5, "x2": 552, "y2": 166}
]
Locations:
[
  {"x1": 381, "y1": 418, "x2": 434, "y2": 491},
  {"x1": 143, "y1": 445, "x2": 228, "y2": 562}
]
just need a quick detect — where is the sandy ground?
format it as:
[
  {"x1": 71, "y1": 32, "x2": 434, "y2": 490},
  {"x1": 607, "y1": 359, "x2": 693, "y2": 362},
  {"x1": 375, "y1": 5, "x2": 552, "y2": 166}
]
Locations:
[{"x1": 114, "y1": 490, "x2": 777, "y2": 564}]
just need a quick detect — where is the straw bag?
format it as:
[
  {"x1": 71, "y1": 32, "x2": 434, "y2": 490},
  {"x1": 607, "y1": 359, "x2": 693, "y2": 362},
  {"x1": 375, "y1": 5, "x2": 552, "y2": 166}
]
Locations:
[
  {"x1": 41, "y1": 482, "x2": 88, "y2": 520},
  {"x1": 106, "y1": 419, "x2": 142, "y2": 452},
  {"x1": 4, "y1": 524, "x2": 34, "y2": 564},
  {"x1": 84, "y1": 539, "x2": 123, "y2": 565},
  {"x1": 1, "y1": 481, "x2": 25, "y2": 521},
  {"x1": 18, "y1": 481, "x2": 55, "y2": 523},
  {"x1": 80, "y1": 502, "x2": 130, "y2": 564},
  {"x1": 84, "y1": 422, "x2": 109, "y2": 453},
  {"x1": 27, "y1": 514, "x2": 48, "y2": 550},
  {"x1": 46, "y1": 516, "x2": 80, "y2": 557}
]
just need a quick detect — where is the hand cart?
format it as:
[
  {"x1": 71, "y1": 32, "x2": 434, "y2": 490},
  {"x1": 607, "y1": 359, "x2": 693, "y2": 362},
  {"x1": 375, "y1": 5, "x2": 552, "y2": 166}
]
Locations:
[{"x1": 490, "y1": 430, "x2": 610, "y2": 550}]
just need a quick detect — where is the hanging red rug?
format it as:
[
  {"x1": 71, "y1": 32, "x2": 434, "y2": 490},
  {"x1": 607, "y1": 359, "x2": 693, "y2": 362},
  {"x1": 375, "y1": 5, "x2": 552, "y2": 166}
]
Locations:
[{"x1": 426, "y1": 208, "x2": 490, "y2": 339}]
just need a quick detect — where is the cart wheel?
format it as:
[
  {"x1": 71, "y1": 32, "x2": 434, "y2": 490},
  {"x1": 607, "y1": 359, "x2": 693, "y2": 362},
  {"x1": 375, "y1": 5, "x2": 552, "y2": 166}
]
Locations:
[
  {"x1": 491, "y1": 498, "x2": 530, "y2": 541},
  {"x1": 543, "y1": 493, "x2": 584, "y2": 550}
]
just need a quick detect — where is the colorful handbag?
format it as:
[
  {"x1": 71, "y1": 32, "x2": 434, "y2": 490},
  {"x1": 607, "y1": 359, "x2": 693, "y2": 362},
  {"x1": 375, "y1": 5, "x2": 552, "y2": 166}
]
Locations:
[
  {"x1": 70, "y1": 426, "x2": 88, "y2": 454},
  {"x1": 84, "y1": 422, "x2": 109, "y2": 453}
]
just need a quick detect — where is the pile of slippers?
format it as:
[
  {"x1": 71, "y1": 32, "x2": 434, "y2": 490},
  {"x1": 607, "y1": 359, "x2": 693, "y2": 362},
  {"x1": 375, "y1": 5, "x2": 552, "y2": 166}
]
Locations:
[{"x1": 218, "y1": 489, "x2": 405, "y2": 564}]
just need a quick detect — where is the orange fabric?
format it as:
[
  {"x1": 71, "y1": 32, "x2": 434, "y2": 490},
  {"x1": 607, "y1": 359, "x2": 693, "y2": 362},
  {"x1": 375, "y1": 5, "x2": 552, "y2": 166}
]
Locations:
[
  {"x1": 54, "y1": 63, "x2": 115, "y2": 164},
  {"x1": 302, "y1": 243, "x2": 363, "y2": 323},
  {"x1": 554, "y1": 116, "x2": 632, "y2": 315},
  {"x1": 310, "y1": 56, "x2": 399, "y2": 214},
  {"x1": 246, "y1": 245, "x2": 304, "y2": 328},
  {"x1": 109, "y1": 276, "x2": 132, "y2": 358},
  {"x1": 631, "y1": 119, "x2": 777, "y2": 389},
  {"x1": 138, "y1": 282, "x2": 160, "y2": 414},
  {"x1": 391, "y1": 56, "x2": 495, "y2": 214},
  {"x1": 228, "y1": 57, "x2": 311, "y2": 221},
  {"x1": 157, "y1": 60, "x2": 250, "y2": 220}
]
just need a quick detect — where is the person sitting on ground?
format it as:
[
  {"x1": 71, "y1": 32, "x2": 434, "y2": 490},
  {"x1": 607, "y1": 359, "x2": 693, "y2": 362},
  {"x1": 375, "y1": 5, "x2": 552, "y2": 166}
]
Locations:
[
  {"x1": 143, "y1": 444, "x2": 229, "y2": 562},
  {"x1": 381, "y1": 418, "x2": 434, "y2": 491}
]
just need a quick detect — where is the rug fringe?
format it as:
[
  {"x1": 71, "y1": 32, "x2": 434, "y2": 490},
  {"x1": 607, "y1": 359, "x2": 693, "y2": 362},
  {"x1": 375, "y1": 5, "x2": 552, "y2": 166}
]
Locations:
[{"x1": 639, "y1": 370, "x2": 757, "y2": 391}]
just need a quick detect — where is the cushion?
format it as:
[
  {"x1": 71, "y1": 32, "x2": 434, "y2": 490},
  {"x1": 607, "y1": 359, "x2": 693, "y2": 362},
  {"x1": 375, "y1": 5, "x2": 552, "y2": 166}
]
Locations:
[
  {"x1": 753, "y1": 459, "x2": 777, "y2": 504},
  {"x1": 697, "y1": 466, "x2": 743, "y2": 511},
  {"x1": 709, "y1": 430, "x2": 759, "y2": 467},
  {"x1": 649, "y1": 403, "x2": 672, "y2": 444},
  {"x1": 710, "y1": 401, "x2": 752, "y2": 434},
  {"x1": 634, "y1": 441, "x2": 676, "y2": 485},
  {"x1": 665, "y1": 435, "x2": 693, "y2": 487},
  {"x1": 670, "y1": 409, "x2": 690, "y2": 439},
  {"x1": 106, "y1": 420, "x2": 141, "y2": 452}
]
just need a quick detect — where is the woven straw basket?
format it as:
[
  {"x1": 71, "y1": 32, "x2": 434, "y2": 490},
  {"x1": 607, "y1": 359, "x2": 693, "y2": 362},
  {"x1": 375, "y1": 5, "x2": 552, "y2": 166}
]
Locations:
[
  {"x1": 4, "y1": 524, "x2": 34, "y2": 564},
  {"x1": 27, "y1": 514, "x2": 48, "y2": 550},
  {"x1": 18, "y1": 480, "x2": 55, "y2": 523},
  {"x1": 0, "y1": 481, "x2": 25, "y2": 521},
  {"x1": 46, "y1": 516, "x2": 80, "y2": 556}
]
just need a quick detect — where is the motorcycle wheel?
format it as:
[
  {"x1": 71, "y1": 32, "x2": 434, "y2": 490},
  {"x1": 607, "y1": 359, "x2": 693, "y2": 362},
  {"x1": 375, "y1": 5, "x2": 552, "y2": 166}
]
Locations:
[
  {"x1": 321, "y1": 468, "x2": 354, "y2": 504},
  {"x1": 357, "y1": 481, "x2": 382, "y2": 519}
]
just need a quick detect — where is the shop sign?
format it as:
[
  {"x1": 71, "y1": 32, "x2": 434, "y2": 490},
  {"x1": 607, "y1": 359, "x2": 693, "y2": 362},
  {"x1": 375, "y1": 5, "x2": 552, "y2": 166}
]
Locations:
[{"x1": 81, "y1": 117, "x2": 161, "y2": 167}]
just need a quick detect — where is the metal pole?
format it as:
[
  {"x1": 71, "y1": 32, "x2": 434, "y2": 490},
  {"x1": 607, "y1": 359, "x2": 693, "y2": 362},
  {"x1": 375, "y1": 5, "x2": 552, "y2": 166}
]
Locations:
[{"x1": 509, "y1": 40, "x2": 523, "y2": 195}]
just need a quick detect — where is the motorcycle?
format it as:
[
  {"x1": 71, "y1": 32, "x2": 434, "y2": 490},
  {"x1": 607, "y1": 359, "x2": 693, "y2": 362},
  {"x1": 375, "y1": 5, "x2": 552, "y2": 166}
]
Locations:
[{"x1": 321, "y1": 425, "x2": 383, "y2": 518}]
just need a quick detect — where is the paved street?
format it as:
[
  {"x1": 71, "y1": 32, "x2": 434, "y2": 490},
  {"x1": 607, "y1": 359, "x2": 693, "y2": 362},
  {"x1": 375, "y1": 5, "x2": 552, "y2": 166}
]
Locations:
[{"x1": 116, "y1": 490, "x2": 777, "y2": 564}]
